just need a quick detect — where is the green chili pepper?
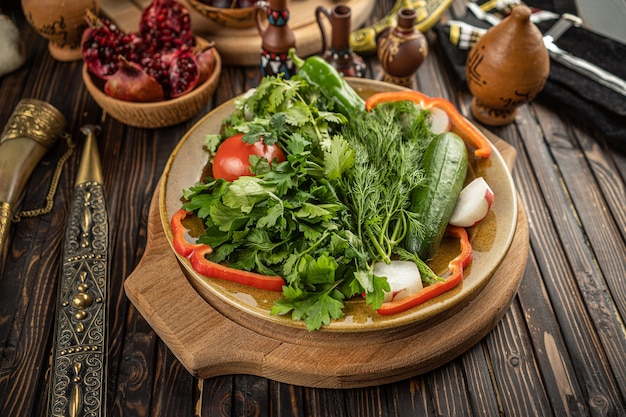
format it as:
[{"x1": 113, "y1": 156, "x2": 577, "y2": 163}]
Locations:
[{"x1": 288, "y1": 48, "x2": 365, "y2": 117}]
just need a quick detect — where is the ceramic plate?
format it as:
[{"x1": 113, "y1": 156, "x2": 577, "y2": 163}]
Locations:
[{"x1": 159, "y1": 78, "x2": 518, "y2": 332}]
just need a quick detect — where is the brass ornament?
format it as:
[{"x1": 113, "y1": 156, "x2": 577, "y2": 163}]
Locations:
[
  {"x1": 0, "y1": 202, "x2": 11, "y2": 267},
  {"x1": 0, "y1": 99, "x2": 66, "y2": 147},
  {"x1": 350, "y1": 0, "x2": 446, "y2": 55}
]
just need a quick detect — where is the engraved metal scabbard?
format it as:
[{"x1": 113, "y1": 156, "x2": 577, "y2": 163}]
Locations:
[{"x1": 48, "y1": 125, "x2": 108, "y2": 417}]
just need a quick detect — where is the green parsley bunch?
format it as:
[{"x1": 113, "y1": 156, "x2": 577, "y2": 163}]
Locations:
[{"x1": 182, "y1": 76, "x2": 388, "y2": 331}]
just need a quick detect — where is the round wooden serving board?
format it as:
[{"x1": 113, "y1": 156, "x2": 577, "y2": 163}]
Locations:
[{"x1": 124, "y1": 138, "x2": 529, "y2": 389}]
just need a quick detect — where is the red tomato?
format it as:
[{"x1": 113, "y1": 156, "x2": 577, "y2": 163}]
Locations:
[{"x1": 212, "y1": 133, "x2": 286, "y2": 182}]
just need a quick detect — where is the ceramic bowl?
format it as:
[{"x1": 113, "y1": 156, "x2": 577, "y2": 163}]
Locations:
[
  {"x1": 159, "y1": 78, "x2": 519, "y2": 333},
  {"x1": 186, "y1": 0, "x2": 258, "y2": 29},
  {"x1": 82, "y1": 43, "x2": 222, "y2": 129}
]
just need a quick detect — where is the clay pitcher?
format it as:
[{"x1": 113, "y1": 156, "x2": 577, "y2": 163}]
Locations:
[
  {"x1": 315, "y1": 4, "x2": 366, "y2": 78},
  {"x1": 466, "y1": 5, "x2": 550, "y2": 126},
  {"x1": 255, "y1": 0, "x2": 296, "y2": 79},
  {"x1": 377, "y1": 7, "x2": 428, "y2": 89},
  {"x1": 21, "y1": 0, "x2": 98, "y2": 61}
]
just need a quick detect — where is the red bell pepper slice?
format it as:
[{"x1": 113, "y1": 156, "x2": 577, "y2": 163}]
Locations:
[
  {"x1": 170, "y1": 209, "x2": 285, "y2": 292},
  {"x1": 365, "y1": 91, "x2": 492, "y2": 159},
  {"x1": 171, "y1": 209, "x2": 203, "y2": 257},
  {"x1": 376, "y1": 226, "x2": 472, "y2": 315}
]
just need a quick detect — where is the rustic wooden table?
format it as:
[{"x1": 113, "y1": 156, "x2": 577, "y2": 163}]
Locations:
[{"x1": 1, "y1": 0, "x2": 625, "y2": 416}]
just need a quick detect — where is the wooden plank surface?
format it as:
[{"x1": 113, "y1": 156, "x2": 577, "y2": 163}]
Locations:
[{"x1": 1, "y1": 0, "x2": 625, "y2": 415}]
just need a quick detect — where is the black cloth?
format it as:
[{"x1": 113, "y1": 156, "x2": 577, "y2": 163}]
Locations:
[{"x1": 434, "y1": 1, "x2": 626, "y2": 153}]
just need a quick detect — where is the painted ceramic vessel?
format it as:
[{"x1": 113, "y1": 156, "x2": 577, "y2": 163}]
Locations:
[
  {"x1": 465, "y1": 5, "x2": 549, "y2": 126},
  {"x1": 21, "y1": 0, "x2": 98, "y2": 61},
  {"x1": 377, "y1": 7, "x2": 428, "y2": 89},
  {"x1": 254, "y1": 0, "x2": 295, "y2": 78}
]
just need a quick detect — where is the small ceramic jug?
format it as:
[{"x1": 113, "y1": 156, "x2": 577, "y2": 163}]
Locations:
[
  {"x1": 21, "y1": 0, "x2": 98, "y2": 61},
  {"x1": 465, "y1": 5, "x2": 549, "y2": 126},
  {"x1": 377, "y1": 7, "x2": 428, "y2": 89},
  {"x1": 255, "y1": 0, "x2": 296, "y2": 79},
  {"x1": 315, "y1": 4, "x2": 366, "y2": 78}
]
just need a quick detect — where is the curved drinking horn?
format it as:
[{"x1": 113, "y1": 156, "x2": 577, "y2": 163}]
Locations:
[{"x1": 0, "y1": 98, "x2": 66, "y2": 273}]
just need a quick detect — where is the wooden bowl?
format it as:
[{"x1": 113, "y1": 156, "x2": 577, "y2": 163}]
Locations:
[
  {"x1": 186, "y1": 0, "x2": 257, "y2": 29},
  {"x1": 83, "y1": 46, "x2": 222, "y2": 129}
]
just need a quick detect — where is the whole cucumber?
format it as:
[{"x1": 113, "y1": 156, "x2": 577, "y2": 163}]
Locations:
[{"x1": 404, "y1": 132, "x2": 469, "y2": 260}]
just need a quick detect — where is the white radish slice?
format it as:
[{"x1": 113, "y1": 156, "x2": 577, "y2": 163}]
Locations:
[
  {"x1": 243, "y1": 88, "x2": 257, "y2": 120},
  {"x1": 427, "y1": 106, "x2": 451, "y2": 134},
  {"x1": 449, "y1": 177, "x2": 495, "y2": 228},
  {"x1": 373, "y1": 261, "x2": 423, "y2": 303}
]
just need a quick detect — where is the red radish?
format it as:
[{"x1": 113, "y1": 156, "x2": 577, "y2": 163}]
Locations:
[
  {"x1": 449, "y1": 177, "x2": 494, "y2": 228},
  {"x1": 373, "y1": 261, "x2": 423, "y2": 303},
  {"x1": 427, "y1": 106, "x2": 451, "y2": 134}
]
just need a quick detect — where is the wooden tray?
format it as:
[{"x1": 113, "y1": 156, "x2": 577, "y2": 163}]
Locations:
[
  {"x1": 100, "y1": 0, "x2": 376, "y2": 66},
  {"x1": 124, "y1": 139, "x2": 529, "y2": 389}
]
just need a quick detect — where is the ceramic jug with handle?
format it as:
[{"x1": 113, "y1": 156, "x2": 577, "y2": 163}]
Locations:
[
  {"x1": 316, "y1": 4, "x2": 366, "y2": 78},
  {"x1": 255, "y1": 0, "x2": 296, "y2": 78}
]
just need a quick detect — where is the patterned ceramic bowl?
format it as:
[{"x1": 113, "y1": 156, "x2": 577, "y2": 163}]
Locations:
[{"x1": 186, "y1": 0, "x2": 259, "y2": 29}]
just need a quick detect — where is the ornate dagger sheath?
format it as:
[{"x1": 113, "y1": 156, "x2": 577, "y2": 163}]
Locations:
[{"x1": 48, "y1": 125, "x2": 108, "y2": 417}]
